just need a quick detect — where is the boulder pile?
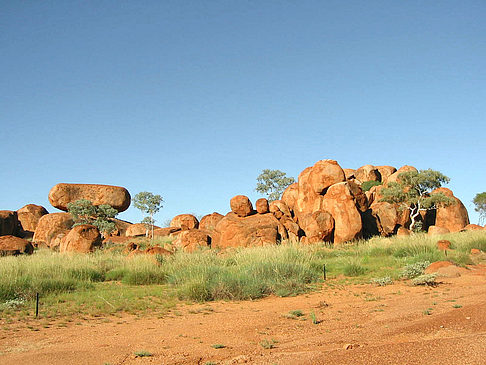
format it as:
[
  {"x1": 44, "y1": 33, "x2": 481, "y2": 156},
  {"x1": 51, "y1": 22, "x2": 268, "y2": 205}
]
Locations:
[{"x1": 0, "y1": 160, "x2": 480, "y2": 255}]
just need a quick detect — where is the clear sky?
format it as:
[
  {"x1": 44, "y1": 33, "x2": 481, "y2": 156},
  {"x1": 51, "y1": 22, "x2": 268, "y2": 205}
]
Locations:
[{"x1": 1, "y1": 1, "x2": 485, "y2": 225}]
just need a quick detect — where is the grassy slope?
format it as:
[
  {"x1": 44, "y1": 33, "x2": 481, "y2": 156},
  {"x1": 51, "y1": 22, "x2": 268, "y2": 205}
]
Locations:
[{"x1": 1, "y1": 231, "x2": 485, "y2": 319}]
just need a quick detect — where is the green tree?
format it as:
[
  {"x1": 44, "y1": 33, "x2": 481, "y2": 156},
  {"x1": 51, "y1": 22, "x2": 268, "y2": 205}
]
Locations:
[
  {"x1": 379, "y1": 169, "x2": 455, "y2": 231},
  {"x1": 67, "y1": 199, "x2": 118, "y2": 237},
  {"x1": 133, "y1": 192, "x2": 163, "y2": 240},
  {"x1": 473, "y1": 192, "x2": 486, "y2": 225},
  {"x1": 256, "y1": 169, "x2": 295, "y2": 202}
]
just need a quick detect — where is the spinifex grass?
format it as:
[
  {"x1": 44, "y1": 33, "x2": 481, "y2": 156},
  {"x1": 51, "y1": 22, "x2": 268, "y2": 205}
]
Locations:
[{"x1": 0, "y1": 231, "x2": 484, "y2": 319}]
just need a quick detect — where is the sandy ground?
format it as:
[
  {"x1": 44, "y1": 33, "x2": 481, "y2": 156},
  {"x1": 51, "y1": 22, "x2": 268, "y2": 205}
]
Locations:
[{"x1": 1, "y1": 265, "x2": 485, "y2": 365}]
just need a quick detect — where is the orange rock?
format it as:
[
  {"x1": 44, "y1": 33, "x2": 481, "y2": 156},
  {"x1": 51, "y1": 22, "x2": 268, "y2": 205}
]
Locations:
[
  {"x1": 437, "y1": 240, "x2": 451, "y2": 251},
  {"x1": 280, "y1": 216, "x2": 301, "y2": 241},
  {"x1": 433, "y1": 188, "x2": 469, "y2": 232},
  {"x1": 397, "y1": 227, "x2": 411, "y2": 236},
  {"x1": 386, "y1": 165, "x2": 418, "y2": 185},
  {"x1": 428, "y1": 226, "x2": 450, "y2": 235},
  {"x1": 213, "y1": 212, "x2": 285, "y2": 248},
  {"x1": 123, "y1": 242, "x2": 139, "y2": 254},
  {"x1": 174, "y1": 229, "x2": 211, "y2": 252},
  {"x1": 16, "y1": 204, "x2": 48, "y2": 235},
  {"x1": 230, "y1": 195, "x2": 253, "y2": 217},
  {"x1": 355, "y1": 165, "x2": 380, "y2": 182},
  {"x1": 299, "y1": 211, "x2": 334, "y2": 244},
  {"x1": 125, "y1": 223, "x2": 161, "y2": 237},
  {"x1": 170, "y1": 214, "x2": 199, "y2": 230},
  {"x1": 281, "y1": 183, "x2": 299, "y2": 213},
  {"x1": 199, "y1": 213, "x2": 224, "y2": 231},
  {"x1": 322, "y1": 182, "x2": 362, "y2": 244},
  {"x1": 470, "y1": 248, "x2": 481, "y2": 255},
  {"x1": 0, "y1": 235, "x2": 34, "y2": 255},
  {"x1": 425, "y1": 261, "x2": 453, "y2": 273},
  {"x1": 369, "y1": 202, "x2": 398, "y2": 236},
  {"x1": 307, "y1": 159, "x2": 346, "y2": 195},
  {"x1": 153, "y1": 227, "x2": 182, "y2": 237},
  {"x1": 48, "y1": 183, "x2": 131, "y2": 212},
  {"x1": 59, "y1": 224, "x2": 102, "y2": 253},
  {"x1": 0, "y1": 210, "x2": 21, "y2": 237},
  {"x1": 110, "y1": 219, "x2": 132, "y2": 237},
  {"x1": 425, "y1": 261, "x2": 467, "y2": 277},
  {"x1": 144, "y1": 246, "x2": 173, "y2": 256},
  {"x1": 462, "y1": 224, "x2": 484, "y2": 231},
  {"x1": 375, "y1": 165, "x2": 397, "y2": 183},
  {"x1": 33, "y1": 213, "x2": 74, "y2": 247},
  {"x1": 347, "y1": 180, "x2": 368, "y2": 212},
  {"x1": 255, "y1": 198, "x2": 269, "y2": 214},
  {"x1": 269, "y1": 200, "x2": 292, "y2": 219},
  {"x1": 342, "y1": 169, "x2": 356, "y2": 180}
]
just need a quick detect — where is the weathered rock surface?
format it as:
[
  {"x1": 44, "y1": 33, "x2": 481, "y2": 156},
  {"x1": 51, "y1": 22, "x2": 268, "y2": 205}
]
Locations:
[
  {"x1": 153, "y1": 227, "x2": 182, "y2": 237},
  {"x1": 375, "y1": 166, "x2": 397, "y2": 183},
  {"x1": 322, "y1": 182, "x2": 362, "y2": 244},
  {"x1": 230, "y1": 195, "x2": 253, "y2": 217},
  {"x1": 16, "y1": 204, "x2": 48, "y2": 235},
  {"x1": 299, "y1": 211, "x2": 334, "y2": 244},
  {"x1": 369, "y1": 202, "x2": 398, "y2": 236},
  {"x1": 174, "y1": 229, "x2": 211, "y2": 252},
  {"x1": 48, "y1": 183, "x2": 131, "y2": 212},
  {"x1": 0, "y1": 235, "x2": 34, "y2": 255},
  {"x1": 428, "y1": 225, "x2": 450, "y2": 235},
  {"x1": 170, "y1": 214, "x2": 199, "y2": 230},
  {"x1": 59, "y1": 224, "x2": 102, "y2": 253},
  {"x1": 386, "y1": 165, "x2": 417, "y2": 185},
  {"x1": 432, "y1": 188, "x2": 469, "y2": 232},
  {"x1": 462, "y1": 224, "x2": 485, "y2": 231},
  {"x1": 437, "y1": 240, "x2": 452, "y2": 251},
  {"x1": 199, "y1": 213, "x2": 224, "y2": 231},
  {"x1": 281, "y1": 183, "x2": 298, "y2": 214},
  {"x1": 213, "y1": 212, "x2": 285, "y2": 248},
  {"x1": 0, "y1": 211, "x2": 21, "y2": 237},
  {"x1": 307, "y1": 159, "x2": 346, "y2": 195},
  {"x1": 125, "y1": 223, "x2": 160, "y2": 237},
  {"x1": 269, "y1": 200, "x2": 292, "y2": 220},
  {"x1": 255, "y1": 198, "x2": 269, "y2": 214},
  {"x1": 397, "y1": 227, "x2": 411, "y2": 236},
  {"x1": 33, "y1": 213, "x2": 74, "y2": 247},
  {"x1": 342, "y1": 169, "x2": 356, "y2": 180},
  {"x1": 355, "y1": 165, "x2": 380, "y2": 183}
]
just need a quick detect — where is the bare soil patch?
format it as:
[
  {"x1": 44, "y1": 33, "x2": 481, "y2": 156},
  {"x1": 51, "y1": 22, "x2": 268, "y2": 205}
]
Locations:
[{"x1": 1, "y1": 265, "x2": 485, "y2": 365}]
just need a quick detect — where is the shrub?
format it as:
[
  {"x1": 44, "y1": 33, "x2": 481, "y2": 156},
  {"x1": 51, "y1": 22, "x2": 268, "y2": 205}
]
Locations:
[
  {"x1": 361, "y1": 180, "x2": 382, "y2": 192},
  {"x1": 412, "y1": 274, "x2": 437, "y2": 286},
  {"x1": 401, "y1": 261, "x2": 430, "y2": 279},
  {"x1": 370, "y1": 276, "x2": 393, "y2": 286},
  {"x1": 343, "y1": 261, "x2": 367, "y2": 277}
]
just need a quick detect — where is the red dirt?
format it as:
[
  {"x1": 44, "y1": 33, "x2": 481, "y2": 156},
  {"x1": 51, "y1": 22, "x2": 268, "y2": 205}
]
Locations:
[{"x1": 1, "y1": 265, "x2": 486, "y2": 365}]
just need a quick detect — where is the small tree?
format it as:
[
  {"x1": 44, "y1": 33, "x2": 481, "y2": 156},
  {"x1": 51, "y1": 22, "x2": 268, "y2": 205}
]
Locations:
[
  {"x1": 379, "y1": 169, "x2": 455, "y2": 231},
  {"x1": 133, "y1": 192, "x2": 163, "y2": 241},
  {"x1": 473, "y1": 192, "x2": 486, "y2": 225},
  {"x1": 256, "y1": 169, "x2": 295, "y2": 202},
  {"x1": 67, "y1": 199, "x2": 118, "y2": 237}
]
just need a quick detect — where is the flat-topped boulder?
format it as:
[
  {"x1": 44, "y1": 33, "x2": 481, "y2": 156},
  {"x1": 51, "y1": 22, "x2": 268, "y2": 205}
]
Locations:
[{"x1": 48, "y1": 183, "x2": 131, "y2": 212}]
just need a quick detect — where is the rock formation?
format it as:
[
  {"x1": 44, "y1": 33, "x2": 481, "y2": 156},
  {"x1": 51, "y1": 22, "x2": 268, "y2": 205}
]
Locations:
[
  {"x1": 0, "y1": 235, "x2": 34, "y2": 256},
  {"x1": 33, "y1": 212, "x2": 74, "y2": 247},
  {"x1": 59, "y1": 224, "x2": 102, "y2": 253},
  {"x1": 48, "y1": 183, "x2": 131, "y2": 212}
]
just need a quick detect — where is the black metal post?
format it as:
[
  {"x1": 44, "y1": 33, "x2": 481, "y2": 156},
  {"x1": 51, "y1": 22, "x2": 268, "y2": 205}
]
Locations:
[
  {"x1": 35, "y1": 293, "x2": 39, "y2": 318},
  {"x1": 323, "y1": 264, "x2": 327, "y2": 281}
]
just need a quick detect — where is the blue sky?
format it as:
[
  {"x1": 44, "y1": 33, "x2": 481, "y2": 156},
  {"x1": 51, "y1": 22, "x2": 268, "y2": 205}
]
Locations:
[{"x1": 1, "y1": 1, "x2": 485, "y2": 225}]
